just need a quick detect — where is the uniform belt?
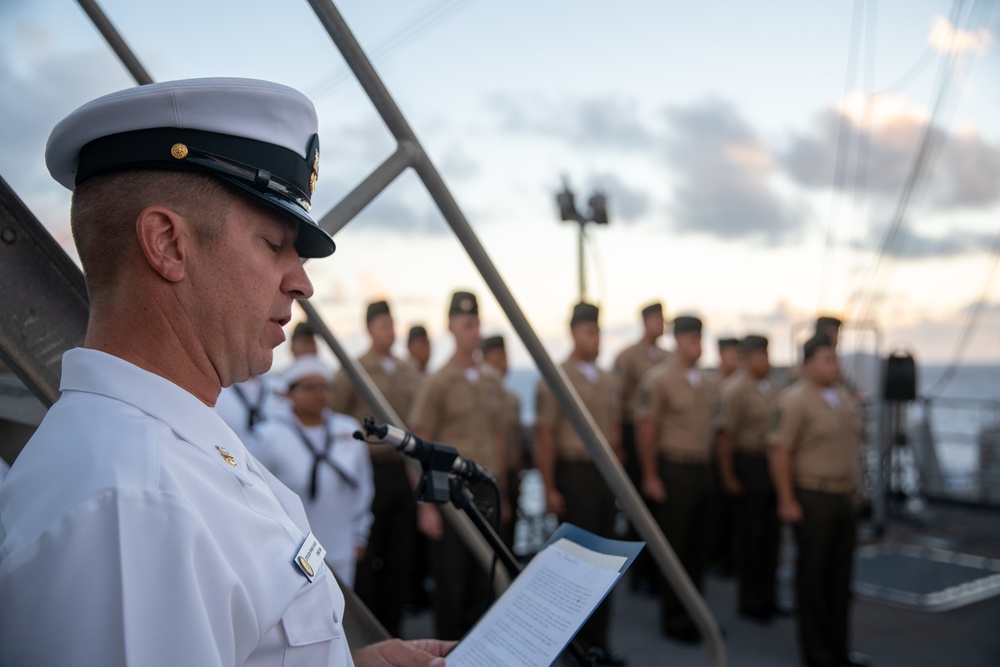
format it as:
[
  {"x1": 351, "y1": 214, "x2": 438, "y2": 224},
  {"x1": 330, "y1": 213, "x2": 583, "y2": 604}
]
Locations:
[
  {"x1": 796, "y1": 477, "x2": 855, "y2": 494},
  {"x1": 734, "y1": 447, "x2": 768, "y2": 458},
  {"x1": 662, "y1": 451, "x2": 711, "y2": 465},
  {"x1": 368, "y1": 445, "x2": 403, "y2": 463}
]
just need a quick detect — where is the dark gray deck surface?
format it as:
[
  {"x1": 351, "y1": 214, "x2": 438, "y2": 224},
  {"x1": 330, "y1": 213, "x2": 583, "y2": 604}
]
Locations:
[{"x1": 401, "y1": 502, "x2": 1000, "y2": 666}]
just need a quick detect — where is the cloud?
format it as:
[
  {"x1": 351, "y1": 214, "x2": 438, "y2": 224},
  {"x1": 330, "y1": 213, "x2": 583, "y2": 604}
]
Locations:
[
  {"x1": 933, "y1": 129, "x2": 1000, "y2": 208},
  {"x1": 858, "y1": 224, "x2": 995, "y2": 259},
  {"x1": 491, "y1": 93, "x2": 655, "y2": 149},
  {"x1": 928, "y1": 16, "x2": 992, "y2": 55},
  {"x1": 779, "y1": 95, "x2": 1000, "y2": 210},
  {"x1": 0, "y1": 21, "x2": 130, "y2": 196},
  {"x1": 662, "y1": 98, "x2": 805, "y2": 242}
]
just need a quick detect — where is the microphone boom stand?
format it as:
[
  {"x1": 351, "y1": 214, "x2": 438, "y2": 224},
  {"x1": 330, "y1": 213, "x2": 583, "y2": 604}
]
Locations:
[{"x1": 416, "y1": 456, "x2": 594, "y2": 667}]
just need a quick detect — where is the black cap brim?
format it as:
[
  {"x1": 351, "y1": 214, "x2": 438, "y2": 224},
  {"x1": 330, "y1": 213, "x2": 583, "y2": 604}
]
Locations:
[{"x1": 222, "y1": 176, "x2": 334, "y2": 259}]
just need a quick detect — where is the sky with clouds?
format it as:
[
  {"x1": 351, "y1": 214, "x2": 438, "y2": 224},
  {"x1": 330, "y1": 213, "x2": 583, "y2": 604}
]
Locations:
[{"x1": 2, "y1": 0, "x2": 999, "y2": 371}]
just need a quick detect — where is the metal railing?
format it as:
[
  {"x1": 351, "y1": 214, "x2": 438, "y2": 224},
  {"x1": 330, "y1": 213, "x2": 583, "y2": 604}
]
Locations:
[{"x1": 911, "y1": 395, "x2": 1000, "y2": 505}]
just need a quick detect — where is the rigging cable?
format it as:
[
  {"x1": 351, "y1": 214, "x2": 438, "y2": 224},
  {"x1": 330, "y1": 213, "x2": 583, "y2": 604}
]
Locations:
[
  {"x1": 925, "y1": 228, "x2": 1000, "y2": 397},
  {"x1": 817, "y1": 0, "x2": 867, "y2": 313},
  {"x1": 304, "y1": 0, "x2": 480, "y2": 102},
  {"x1": 846, "y1": 0, "x2": 974, "y2": 327}
]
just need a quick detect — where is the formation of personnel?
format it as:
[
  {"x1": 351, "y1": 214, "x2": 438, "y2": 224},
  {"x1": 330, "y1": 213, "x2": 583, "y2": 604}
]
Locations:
[
  {"x1": 218, "y1": 291, "x2": 866, "y2": 667},
  {"x1": 636, "y1": 315, "x2": 718, "y2": 644}
]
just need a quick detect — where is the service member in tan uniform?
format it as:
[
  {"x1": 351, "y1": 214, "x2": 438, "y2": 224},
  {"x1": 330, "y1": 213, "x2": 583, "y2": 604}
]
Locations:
[
  {"x1": 613, "y1": 302, "x2": 668, "y2": 593},
  {"x1": 329, "y1": 300, "x2": 421, "y2": 637},
  {"x1": 408, "y1": 291, "x2": 508, "y2": 640},
  {"x1": 290, "y1": 320, "x2": 319, "y2": 358},
  {"x1": 717, "y1": 335, "x2": 781, "y2": 622},
  {"x1": 404, "y1": 323, "x2": 432, "y2": 611},
  {"x1": 408, "y1": 324, "x2": 432, "y2": 376},
  {"x1": 709, "y1": 335, "x2": 741, "y2": 577},
  {"x1": 481, "y1": 335, "x2": 524, "y2": 550},
  {"x1": 636, "y1": 315, "x2": 717, "y2": 644},
  {"x1": 716, "y1": 337, "x2": 740, "y2": 384},
  {"x1": 768, "y1": 334, "x2": 868, "y2": 667},
  {"x1": 614, "y1": 301, "x2": 669, "y2": 472},
  {"x1": 535, "y1": 302, "x2": 623, "y2": 665}
]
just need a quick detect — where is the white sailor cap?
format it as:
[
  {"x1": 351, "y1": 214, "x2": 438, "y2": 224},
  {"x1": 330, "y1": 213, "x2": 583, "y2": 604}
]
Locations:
[
  {"x1": 45, "y1": 77, "x2": 335, "y2": 259},
  {"x1": 283, "y1": 354, "x2": 333, "y2": 388}
]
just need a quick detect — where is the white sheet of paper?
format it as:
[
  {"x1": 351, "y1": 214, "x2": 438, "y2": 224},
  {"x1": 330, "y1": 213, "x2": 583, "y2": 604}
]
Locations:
[{"x1": 446, "y1": 538, "x2": 623, "y2": 667}]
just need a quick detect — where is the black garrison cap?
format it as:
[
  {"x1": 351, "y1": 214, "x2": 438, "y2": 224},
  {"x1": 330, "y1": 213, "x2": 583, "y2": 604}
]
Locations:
[
  {"x1": 481, "y1": 335, "x2": 505, "y2": 353},
  {"x1": 816, "y1": 315, "x2": 843, "y2": 331},
  {"x1": 571, "y1": 302, "x2": 600, "y2": 327},
  {"x1": 408, "y1": 325, "x2": 428, "y2": 342},
  {"x1": 366, "y1": 300, "x2": 391, "y2": 324},
  {"x1": 449, "y1": 291, "x2": 478, "y2": 316},
  {"x1": 641, "y1": 302, "x2": 663, "y2": 318},
  {"x1": 740, "y1": 335, "x2": 769, "y2": 354},
  {"x1": 803, "y1": 333, "x2": 834, "y2": 360},
  {"x1": 718, "y1": 337, "x2": 740, "y2": 352},
  {"x1": 673, "y1": 315, "x2": 703, "y2": 335},
  {"x1": 292, "y1": 321, "x2": 315, "y2": 340}
]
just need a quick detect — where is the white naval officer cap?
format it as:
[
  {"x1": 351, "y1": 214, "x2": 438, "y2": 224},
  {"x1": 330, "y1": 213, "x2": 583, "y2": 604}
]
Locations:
[
  {"x1": 283, "y1": 354, "x2": 333, "y2": 388},
  {"x1": 45, "y1": 77, "x2": 335, "y2": 259}
]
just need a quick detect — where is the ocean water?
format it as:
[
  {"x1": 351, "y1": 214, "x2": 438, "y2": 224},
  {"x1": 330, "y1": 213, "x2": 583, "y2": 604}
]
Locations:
[
  {"x1": 505, "y1": 363, "x2": 1000, "y2": 426},
  {"x1": 503, "y1": 362, "x2": 1000, "y2": 502}
]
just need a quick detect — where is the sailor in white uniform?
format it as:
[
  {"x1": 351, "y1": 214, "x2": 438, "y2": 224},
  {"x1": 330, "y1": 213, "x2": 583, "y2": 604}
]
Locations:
[
  {"x1": 218, "y1": 372, "x2": 290, "y2": 446},
  {"x1": 0, "y1": 78, "x2": 451, "y2": 667},
  {"x1": 253, "y1": 356, "x2": 375, "y2": 588}
]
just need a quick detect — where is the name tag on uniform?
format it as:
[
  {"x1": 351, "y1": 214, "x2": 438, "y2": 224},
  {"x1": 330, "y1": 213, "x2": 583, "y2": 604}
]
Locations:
[{"x1": 294, "y1": 532, "x2": 326, "y2": 583}]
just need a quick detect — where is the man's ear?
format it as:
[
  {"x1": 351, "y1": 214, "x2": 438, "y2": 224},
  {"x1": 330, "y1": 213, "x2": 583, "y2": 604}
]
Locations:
[{"x1": 135, "y1": 206, "x2": 189, "y2": 283}]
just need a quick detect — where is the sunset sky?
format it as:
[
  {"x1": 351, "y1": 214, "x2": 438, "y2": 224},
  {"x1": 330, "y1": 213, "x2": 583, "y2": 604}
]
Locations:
[{"x1": 2, "y1": 0, "x2": 998, "y2": 372}]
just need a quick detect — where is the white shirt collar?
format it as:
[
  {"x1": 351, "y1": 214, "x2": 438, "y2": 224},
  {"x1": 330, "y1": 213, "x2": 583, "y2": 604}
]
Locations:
[
  {"x1": 60, "y1": 348, "x2": 256, "y2": 485},
  {"x1": 821, "y1": 387, "x2": 840, "y2": 409},
  {"x1": 378, "y1": 356, "x2": 397, "y2": 375},
  {"x1": 573, "y1": 360, "x2": 599, "y2": 384}
]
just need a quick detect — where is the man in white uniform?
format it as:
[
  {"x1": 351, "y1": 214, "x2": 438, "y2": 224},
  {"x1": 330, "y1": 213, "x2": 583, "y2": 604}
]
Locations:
[
  {"x1": 253, "y1": 356, "x2": 375, "y2": 587},
  {"x1": 0, "y1": 78, "x2": 451, "y2": 667}
]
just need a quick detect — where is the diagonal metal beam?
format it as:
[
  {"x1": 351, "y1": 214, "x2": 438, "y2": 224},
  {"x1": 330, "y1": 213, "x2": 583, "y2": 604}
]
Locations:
[
  {"x1": 76, "y1": 0, "x2": 153, "y2": 85},
  {"x1": 0, "y1": 177, "x2": 88, "y2": 412},
  {"x1": 317, "y1": 141, "x2": 417, "y2": 237}
]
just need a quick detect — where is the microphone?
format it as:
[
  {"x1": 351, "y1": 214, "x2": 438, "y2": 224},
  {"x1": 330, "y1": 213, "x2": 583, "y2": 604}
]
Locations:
[{"x1": 353, "y1": 417, "x2": 496, "y2": 486}]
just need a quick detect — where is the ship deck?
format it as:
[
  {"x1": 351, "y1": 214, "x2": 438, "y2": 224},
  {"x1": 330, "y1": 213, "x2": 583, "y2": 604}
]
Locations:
[{"x1": 401, "y1": 500, "x2": 1000, "y2": 666}]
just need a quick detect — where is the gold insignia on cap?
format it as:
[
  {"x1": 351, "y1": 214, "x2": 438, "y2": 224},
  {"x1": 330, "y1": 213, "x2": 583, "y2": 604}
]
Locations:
[
  {"x1": 170, "y1": 143, "x2": 189, "y2": 160},
  {"x1": 297, "y1": 556, "x2": 315, "y2": 578},
  {"x1": 215, "y1": 445, "x2": 238, "y2": 467},
  {"x1": 460, "y1": 297, "x2": 472, "y2": 312},
  {"x1": 309, "y1": 149, "x2": 319, "y2": 195}
]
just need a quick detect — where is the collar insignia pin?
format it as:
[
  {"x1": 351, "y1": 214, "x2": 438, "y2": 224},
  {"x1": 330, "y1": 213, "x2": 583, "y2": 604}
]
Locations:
[{"x1": 215, "y1": 445, "x2": 238, "y2": 467}]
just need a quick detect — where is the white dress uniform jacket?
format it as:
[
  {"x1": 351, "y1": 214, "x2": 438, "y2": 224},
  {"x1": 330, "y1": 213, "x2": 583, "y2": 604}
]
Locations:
[
  {"x1": 252, "y1": 412, "x2": 374, "y2": 588},
  {"x1": 0, "y1": 348, "x2": 354, "y2": 667}
]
